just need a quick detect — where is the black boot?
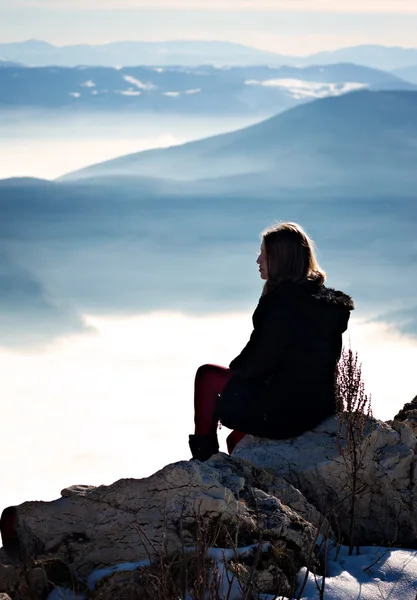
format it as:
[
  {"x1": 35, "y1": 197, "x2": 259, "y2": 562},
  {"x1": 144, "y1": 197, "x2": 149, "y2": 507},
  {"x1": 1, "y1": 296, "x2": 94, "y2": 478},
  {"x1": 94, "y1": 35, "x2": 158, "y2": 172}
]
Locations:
[{"x1": 188, "y1": 433, "x2": 219, "y2": 462}]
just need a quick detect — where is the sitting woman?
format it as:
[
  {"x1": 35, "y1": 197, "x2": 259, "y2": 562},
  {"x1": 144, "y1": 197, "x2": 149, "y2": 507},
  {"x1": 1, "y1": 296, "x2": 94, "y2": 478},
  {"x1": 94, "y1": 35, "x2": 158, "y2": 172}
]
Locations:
[{"x1": 189, "y1": 221, "x2": 354, "y2": 462}]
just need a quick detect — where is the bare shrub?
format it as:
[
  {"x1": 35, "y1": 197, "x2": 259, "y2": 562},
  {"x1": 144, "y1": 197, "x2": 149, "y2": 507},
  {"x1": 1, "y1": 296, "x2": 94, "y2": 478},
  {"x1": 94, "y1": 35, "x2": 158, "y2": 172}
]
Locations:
[{"x1": 337, "y1": 347, "x2": 373, "y2": 556}]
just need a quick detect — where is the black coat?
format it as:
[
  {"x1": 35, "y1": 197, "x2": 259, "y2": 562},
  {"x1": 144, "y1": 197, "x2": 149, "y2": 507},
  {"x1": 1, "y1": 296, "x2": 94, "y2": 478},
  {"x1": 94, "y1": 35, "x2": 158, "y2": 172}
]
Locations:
[{"x1": 217, "y1": 278, "x2": 354, "y2": 439}]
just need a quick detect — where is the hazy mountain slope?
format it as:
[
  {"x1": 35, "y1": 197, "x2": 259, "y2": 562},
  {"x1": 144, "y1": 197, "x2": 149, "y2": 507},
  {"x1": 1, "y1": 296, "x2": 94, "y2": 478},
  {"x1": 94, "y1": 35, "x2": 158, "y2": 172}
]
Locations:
[
  {"x1": 393, "y1": 65, "x2": 417, "y2": 85},
  {"x1": 0, "y1": 59, "x2": 22, "y2": 67},
  {"x1": 306, "y1": 45, "x2": 417, "y2": 70},
  {"x1": 1, "y1": 63, "x2": 408, "y2": 115},
  {"x1": 62, "y1": 90, "x2": 417, "y2": 191}
]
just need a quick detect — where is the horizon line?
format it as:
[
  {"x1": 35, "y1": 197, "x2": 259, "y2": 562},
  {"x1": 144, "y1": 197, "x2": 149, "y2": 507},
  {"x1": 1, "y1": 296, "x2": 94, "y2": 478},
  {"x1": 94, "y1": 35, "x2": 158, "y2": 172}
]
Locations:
[{"x1": 1, "y1": 39, "x2": 417, "y2": 57}]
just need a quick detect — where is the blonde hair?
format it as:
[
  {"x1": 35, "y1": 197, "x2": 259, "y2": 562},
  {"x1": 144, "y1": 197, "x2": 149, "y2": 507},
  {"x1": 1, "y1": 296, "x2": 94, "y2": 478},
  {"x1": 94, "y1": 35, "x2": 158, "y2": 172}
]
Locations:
[{"x1": 261, "y1": 222, "x2": 326, "y2": 295}]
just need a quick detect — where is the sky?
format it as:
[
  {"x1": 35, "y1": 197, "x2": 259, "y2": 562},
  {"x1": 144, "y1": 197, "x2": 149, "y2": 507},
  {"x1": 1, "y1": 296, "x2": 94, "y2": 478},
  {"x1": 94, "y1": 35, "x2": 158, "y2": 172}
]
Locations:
[{"x1": 1, "y1": 0, "x2": 417, "y2": 54}]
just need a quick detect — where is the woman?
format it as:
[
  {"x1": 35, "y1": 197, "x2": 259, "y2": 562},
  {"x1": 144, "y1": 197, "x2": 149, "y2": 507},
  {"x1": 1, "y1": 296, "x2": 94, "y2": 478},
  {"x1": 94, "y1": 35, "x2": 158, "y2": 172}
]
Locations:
[{"x1": 189, "y1": 222, "x2": 354, "y2": 462}]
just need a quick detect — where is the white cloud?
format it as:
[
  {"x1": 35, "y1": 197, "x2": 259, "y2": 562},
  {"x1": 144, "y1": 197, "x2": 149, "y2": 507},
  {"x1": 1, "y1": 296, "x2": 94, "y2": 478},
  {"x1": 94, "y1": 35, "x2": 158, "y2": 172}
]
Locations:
[
  {"x1": 0, "y1": 310, "x2": 415, "y2": 510},
  {"x1": 69, "y1": 91, "x2": 81, "y2": 97},
  {"x1": 6, "y1": 0, "x2": 417, "y2": 12},
  {"x1": 80, "y1": 80, "x2": 96, "y2": 87}
]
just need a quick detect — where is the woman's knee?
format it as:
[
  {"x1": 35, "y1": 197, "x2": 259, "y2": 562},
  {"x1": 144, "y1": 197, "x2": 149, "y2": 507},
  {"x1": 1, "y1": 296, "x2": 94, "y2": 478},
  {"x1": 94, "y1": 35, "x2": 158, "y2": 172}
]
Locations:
[{"x1": 195, "y1": 364, "x2": 220, "y2": 381}]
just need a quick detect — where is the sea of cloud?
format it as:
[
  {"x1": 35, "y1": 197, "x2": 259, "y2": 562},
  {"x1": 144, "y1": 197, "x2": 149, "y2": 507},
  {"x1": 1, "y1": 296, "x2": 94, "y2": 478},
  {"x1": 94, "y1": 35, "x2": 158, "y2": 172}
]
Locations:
[{"x1": 0, "y1": 310, "x2": 416, "y2": 512}]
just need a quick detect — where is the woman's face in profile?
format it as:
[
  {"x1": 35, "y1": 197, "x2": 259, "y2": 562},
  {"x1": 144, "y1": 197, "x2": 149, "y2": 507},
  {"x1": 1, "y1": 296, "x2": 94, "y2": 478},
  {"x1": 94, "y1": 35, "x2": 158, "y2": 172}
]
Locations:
[{"x1": 256, "y1": 242, "x2": 268, "y2": 280}]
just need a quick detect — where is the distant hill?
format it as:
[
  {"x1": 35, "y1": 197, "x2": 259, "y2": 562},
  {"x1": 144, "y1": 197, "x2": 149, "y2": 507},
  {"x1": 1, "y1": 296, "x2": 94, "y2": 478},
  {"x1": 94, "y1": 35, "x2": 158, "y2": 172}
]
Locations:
[
  {"x1": 1, "y1": 41, "x2": 417, "y2": 70},
  {"x1": 62, "y1": 90, "x2": 417, "y2": 193},
  {"x1": 392, "y1": 65, "x2": 417, "y2": 85},
  {"x1": 0, "y1": 58, "x2": 22, "y2": 67},
  {"x1": 0, "y1": 62, "x2": 411, "y2": 116},
  {"x1": 306, "y1": 45, "x2": 417, "y2": 71}
]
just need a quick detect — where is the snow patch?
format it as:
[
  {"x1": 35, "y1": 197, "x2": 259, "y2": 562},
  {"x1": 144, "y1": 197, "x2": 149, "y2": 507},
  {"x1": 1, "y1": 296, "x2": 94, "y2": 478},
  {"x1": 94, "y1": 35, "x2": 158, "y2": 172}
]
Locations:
[
  {"x1": 297, "y1": 544, "x2": 417, "y2": 600},
  {"x1": 44, "y1": 542, "x2": 417, "y2": 600},
  {"x1": 47, "y1": 588, "x2": 86, "y2": 600},
  {"x1": 123, "y1": 75, "x2": 155, "y2": 91},
  {"x1": 163, "y1": 89, "x2": 201, "y2": 97},
  {"x1": 119, "y1": 90, "x2": 142, "y2": 96},
  {"x1": 80, "y1": 80, "x2": 96, "y2": 88},
  {"x1": 87, "y1": 560, "x2": 151, "y2": 590},
  {"x1": 244, "y1": 78, "x2": 367, "y2": 99}
]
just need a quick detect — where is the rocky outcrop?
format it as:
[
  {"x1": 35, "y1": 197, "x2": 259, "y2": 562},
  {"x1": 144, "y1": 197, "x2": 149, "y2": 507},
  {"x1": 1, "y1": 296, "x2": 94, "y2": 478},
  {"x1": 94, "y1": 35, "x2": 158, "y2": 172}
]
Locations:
[
  {"x1": 2, "y1": 406, "x2": 417, "y2": 598},
  {"x1": 0, "y1": 559, "x2": 74, "y2": 600},
  {"x1": 0, "y1": 459, "x2": 317, "y2": 598},
  {"x1": 393, "y1": 395, "x2": 417, "y2": 434},
  {"x1": 233, "y1": 414, "x2": 417, "y2": 546},
  {"x1": 0, "y1": 566, "x2": 17, "y2": 598}
]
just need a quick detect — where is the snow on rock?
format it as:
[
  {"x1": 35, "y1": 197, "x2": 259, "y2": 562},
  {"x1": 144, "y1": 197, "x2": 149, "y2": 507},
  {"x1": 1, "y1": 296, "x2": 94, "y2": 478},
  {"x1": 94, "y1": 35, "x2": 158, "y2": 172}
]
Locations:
[
  {"x1": 46, "y1": 589, "x2": 86, "y2": 600},
  {"x1": 297, "y1": 544, "x2": 417, "y2": 600},
  {"x1": 87, "y1": 559, "x2": 151, "y2": 591},
  {"x1": 40, "y1": 545, "x2": 417, "y2": 600}
]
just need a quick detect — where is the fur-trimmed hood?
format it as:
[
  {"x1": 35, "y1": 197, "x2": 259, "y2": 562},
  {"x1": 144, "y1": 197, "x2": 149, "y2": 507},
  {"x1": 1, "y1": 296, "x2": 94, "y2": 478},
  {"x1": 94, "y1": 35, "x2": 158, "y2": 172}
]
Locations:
[
  {"x1": 265, "y1": 279, "x2": 355, "y2": 312},
  {"x1": 311, "y1": 284, "x2": 355, "y2": 311},
  {"x1": 259, "y1": 279, "x2": 354, "y2": 336}
]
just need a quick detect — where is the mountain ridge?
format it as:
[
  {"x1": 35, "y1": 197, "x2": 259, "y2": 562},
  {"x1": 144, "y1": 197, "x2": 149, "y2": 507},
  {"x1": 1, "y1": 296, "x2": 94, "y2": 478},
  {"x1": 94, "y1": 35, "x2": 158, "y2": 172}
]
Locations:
[
  {"x1": 1, "y1": 62, "x2": 411, "y2": 115},
  {"x1": 1, "y1": 41, "x2": 417, "y2": 69}
]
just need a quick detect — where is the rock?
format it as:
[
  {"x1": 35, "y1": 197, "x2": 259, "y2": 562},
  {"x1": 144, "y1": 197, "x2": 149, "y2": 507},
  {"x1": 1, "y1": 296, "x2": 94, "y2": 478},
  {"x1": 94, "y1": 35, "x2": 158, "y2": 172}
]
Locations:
[
  {"x1": 61, "y1": 485, "x2": 97, "y2": 498},
  {"x1": 393, "y1": 395, "x2": 417, "y2": 435},
  {"x1": 0, "y1": 564, "x2": 18, "y2": 595},
  {"x1": 206, "y1": 453, "x2": 331, "y2": 535},
  {"x1": 0, "y1": 558, "x2": 73, "y2": 599},
  {"x1": 389, "y1": 419, "x2": 417, "y2": 451},
  {"x1": 1, "y1": 458, "x2": 316, "y2": 591},
  {"x1": 0, "y1": 549, "x2": 11, "y2": 566},
  {"x1": 232, "y1": 414, "x2": 417, "y2": 546}
]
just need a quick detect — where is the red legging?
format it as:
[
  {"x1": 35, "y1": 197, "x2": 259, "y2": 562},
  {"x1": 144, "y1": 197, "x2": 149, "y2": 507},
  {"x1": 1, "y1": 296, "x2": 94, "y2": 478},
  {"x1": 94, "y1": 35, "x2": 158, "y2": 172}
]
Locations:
[{"x1": 194, "y1": 364, "x2": 246, "y2": 454}]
